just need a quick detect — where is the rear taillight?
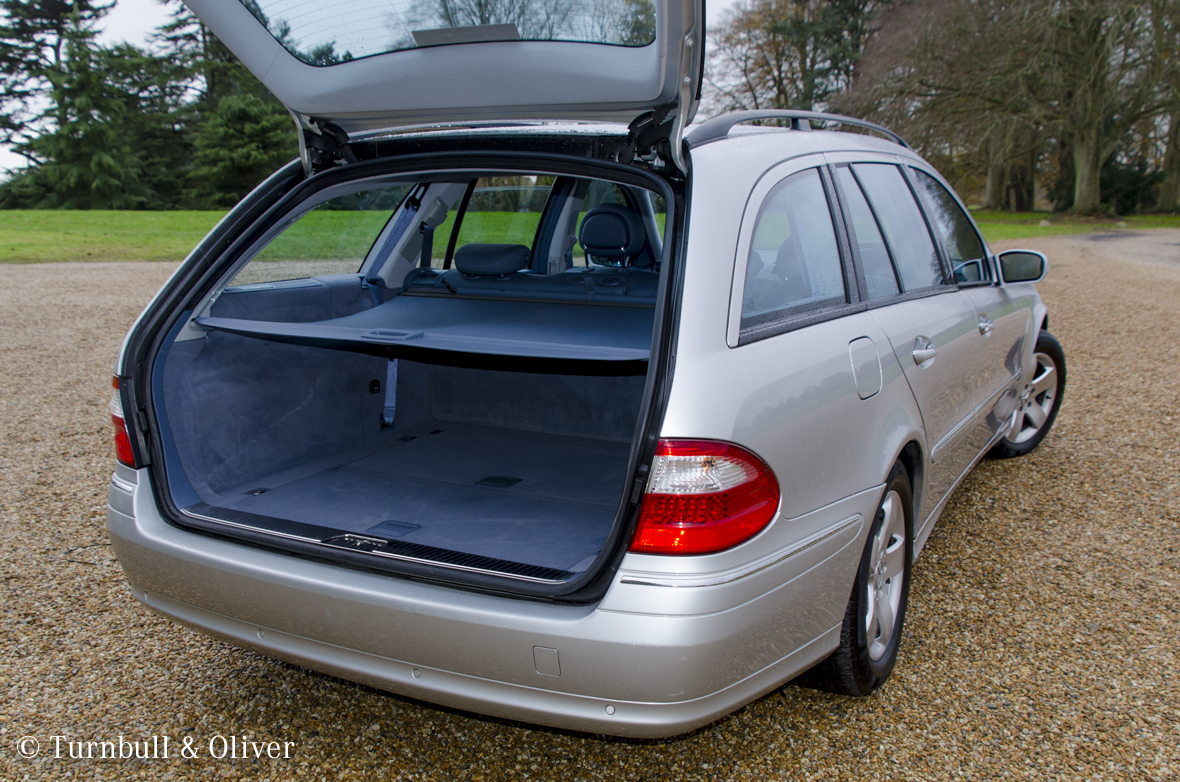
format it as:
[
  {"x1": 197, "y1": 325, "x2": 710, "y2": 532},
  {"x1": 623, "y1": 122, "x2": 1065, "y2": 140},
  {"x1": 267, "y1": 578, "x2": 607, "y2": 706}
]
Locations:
[
  {"x1": 629, "y1": 440, "x2": 780, "y2": 555},
  {"x1": 110, "y1": 377, "x2": 136, "y2": 467}
]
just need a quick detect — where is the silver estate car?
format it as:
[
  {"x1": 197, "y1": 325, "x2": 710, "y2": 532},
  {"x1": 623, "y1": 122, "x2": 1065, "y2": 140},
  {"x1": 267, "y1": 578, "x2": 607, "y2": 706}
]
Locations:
[{"x1": 107, "y1": 0, "x2": 1065, "y2": 738}]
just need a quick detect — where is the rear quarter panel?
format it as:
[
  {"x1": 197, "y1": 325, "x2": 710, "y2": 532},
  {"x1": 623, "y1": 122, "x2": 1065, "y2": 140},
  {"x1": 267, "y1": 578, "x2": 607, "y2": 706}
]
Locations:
[{"x1": 636, "y1": 138, "x2": 927, "y2": 578}]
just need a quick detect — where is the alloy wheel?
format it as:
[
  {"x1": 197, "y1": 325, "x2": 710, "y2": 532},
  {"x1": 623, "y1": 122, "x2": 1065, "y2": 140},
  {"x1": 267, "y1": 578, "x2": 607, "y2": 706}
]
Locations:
[
  {"x1": 865, "y1": 490, "x2": 906, "y2": 662},
  {"x1": 1006, "y1": 351, "x2": 1059, "y2": 445}
]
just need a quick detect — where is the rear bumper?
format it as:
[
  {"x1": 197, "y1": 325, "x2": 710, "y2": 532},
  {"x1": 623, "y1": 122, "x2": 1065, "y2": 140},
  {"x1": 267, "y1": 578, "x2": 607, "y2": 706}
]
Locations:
[{"x1": 108, "y1": 466, "x2": 872, "y2": 738}]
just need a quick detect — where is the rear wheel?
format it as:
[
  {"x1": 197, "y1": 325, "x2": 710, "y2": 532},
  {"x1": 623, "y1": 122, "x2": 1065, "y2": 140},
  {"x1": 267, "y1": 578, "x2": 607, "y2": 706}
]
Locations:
[
  {"x1": 987, "y1": 331, "x2": 1066, "y2": 459},
  {"x1": 800, "y1": 461, "x2": 913, "y2": 696}
]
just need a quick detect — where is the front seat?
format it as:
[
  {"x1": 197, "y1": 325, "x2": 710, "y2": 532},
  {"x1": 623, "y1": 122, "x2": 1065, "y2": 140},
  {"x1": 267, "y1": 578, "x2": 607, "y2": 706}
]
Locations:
[{"x1": 578, "y1": 204, "x2": 646, "y2": 267}]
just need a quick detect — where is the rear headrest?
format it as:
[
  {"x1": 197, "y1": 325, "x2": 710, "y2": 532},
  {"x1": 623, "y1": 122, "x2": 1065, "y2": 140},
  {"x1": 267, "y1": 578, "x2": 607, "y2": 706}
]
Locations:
[
  {"x1": 454, "y1": 243, "x2": 531, "y2": 276},
  {"x1": 579, "y1": 204, "x2": 645, "y2": 260}
]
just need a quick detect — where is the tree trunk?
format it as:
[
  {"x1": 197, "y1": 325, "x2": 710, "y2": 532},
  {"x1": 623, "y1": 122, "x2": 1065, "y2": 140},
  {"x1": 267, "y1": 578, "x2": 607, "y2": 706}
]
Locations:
[
  {"x1": 1011, "y1": 147, "x2": 1036, "y2": 212},
  {"x1": 984, "y1": 128, "x2": 1008, "y2": 210},
  {"x1": 1072, "y1": 127, "x2": 1102, "y2": 213},
  {"x1": 1158, "y1": 108, "x2": 1180, "y2": 213}
]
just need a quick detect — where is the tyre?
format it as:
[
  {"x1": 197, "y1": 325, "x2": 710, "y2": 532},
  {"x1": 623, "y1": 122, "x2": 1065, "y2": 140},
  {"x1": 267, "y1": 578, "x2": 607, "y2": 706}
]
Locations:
[
  {"x1": 986, "y1": 331, "x2": 1066, "y2": 459},
  {"x1": 799, "y1": 461, "x2": 913, "y2": 696}
]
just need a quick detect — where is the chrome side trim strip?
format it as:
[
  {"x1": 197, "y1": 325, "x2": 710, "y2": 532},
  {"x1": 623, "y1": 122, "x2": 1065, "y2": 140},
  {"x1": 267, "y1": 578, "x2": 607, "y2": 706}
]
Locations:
[
  {"x1": 915, "y1": 418, "x2": 1013, "y2": 557},
  {"x1": 110, "y1": 474, "x2": 136, "y2": 494},
  {"x1": 931, "y1": 376, "x2": 1017, "y2": 461},
  {"x1": 619, "y1": 514, "x2": 862, "y2": 589}
]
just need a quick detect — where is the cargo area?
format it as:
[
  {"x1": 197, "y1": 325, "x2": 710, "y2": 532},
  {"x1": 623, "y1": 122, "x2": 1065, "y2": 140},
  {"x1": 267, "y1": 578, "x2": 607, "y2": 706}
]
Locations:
[
  {"x1": 150, "y1": 170, "x2": 668, "y2": 583},
  {"x1": 156, "y1": 279, "x2": 651, "y2": 582}
]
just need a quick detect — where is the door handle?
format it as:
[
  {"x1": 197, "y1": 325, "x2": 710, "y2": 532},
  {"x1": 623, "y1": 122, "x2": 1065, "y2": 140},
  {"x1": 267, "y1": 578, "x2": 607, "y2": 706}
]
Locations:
[
  {"x1": 978, "y1": 315, "x2": 994, "y2": 336},
  {"x1": 912, "y1": 338, "x2": 937, "y2": 365}
]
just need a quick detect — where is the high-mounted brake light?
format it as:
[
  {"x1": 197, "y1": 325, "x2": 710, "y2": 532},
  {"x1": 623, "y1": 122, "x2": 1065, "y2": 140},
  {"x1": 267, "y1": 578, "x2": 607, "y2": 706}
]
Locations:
[
  {"x1": 111, "y1": 377, "x2": 137, "y2": 468},
  {"x1": 629, "y1": 440, "x2": 780, "y2": 555}
]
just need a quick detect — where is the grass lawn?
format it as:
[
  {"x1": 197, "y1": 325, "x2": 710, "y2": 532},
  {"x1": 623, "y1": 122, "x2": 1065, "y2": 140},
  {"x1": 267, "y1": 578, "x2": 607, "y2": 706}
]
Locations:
[
  {"x1": 0, "y1": 210, "x2": 225, "y2": 263},
  {"x1": 2, "y1": 208, "x2": 1178, "y2": 263},
  {"x1": 972, "y1": 210, "x2": 1180, "y2": 242}
]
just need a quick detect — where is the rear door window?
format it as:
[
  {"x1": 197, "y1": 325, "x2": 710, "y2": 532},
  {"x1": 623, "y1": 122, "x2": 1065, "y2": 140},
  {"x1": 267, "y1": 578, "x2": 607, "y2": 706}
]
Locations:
[
  {"x1": 852, "y1": 164, "x2": 946, "y2": 291},
  {"x1": 910, "y1": 170, "x2": 990, "y2": 283},
  {"x1": 741, "y1": 168, "x2": 847, "y2": 328},
  {"x1": 836, "y1": 166, "x2": 900, "y2": 300}
]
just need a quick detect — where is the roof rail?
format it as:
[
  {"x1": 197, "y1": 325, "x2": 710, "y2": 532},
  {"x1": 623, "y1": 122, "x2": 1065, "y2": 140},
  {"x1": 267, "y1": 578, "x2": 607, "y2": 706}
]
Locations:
[{"x1": 684, "y1": 110, "x2": 910, "y2": 150}]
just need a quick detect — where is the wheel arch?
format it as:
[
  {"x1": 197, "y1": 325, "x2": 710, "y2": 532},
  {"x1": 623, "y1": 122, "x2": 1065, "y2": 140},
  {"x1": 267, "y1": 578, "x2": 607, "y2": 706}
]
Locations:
[
  {"x1": 1033, "y1": 300, "x2": 1049, "y2": 341},
  {"x1": 895, "y1": 440, "x2": 924, "y2": 530}
]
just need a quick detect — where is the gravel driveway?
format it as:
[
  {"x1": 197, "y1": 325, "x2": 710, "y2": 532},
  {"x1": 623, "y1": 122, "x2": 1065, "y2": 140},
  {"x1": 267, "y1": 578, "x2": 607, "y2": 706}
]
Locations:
[{"x1": 1, "y1": 231, "x2": 1177, "y2": 781}]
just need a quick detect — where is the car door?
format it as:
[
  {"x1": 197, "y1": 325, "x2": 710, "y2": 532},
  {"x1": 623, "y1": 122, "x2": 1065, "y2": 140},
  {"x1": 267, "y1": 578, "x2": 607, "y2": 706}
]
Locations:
[
  {"x1": 832, "y1": 161, "x2": 982, "y2": 507},
  {"x1": 711, "y1": 161, "x2": 899, "y2": 526},
  {"x1": 908, "y1": 167, "x2": 1033, "y2": 449}
]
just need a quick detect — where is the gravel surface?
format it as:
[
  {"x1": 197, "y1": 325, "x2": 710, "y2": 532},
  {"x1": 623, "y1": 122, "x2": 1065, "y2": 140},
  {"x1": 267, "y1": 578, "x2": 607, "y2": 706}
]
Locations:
[{"x1": 1, "y1": 233, "x2": 1178, "y2": 781}]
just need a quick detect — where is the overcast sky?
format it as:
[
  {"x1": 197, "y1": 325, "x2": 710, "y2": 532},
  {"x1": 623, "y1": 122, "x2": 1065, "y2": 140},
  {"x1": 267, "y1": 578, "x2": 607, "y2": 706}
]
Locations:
[{"x1": 1, "y1": 0, "x2": 743, "y2": 177}]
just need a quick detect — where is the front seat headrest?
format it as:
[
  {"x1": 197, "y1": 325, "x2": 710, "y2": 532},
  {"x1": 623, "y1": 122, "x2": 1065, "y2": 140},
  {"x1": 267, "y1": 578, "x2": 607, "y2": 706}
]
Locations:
[
  {"x1": 579, "y1": 204, "x2": 645, "y2": 262},
  {"x1": 453, "y1": 243, "x2": 531, "y2": 276}
]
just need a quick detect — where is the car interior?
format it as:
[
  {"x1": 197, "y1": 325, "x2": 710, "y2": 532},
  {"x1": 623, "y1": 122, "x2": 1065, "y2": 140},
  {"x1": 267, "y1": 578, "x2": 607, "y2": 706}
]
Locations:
[{"x1": 154, "y1": 171, "x2": 668, "y2": 582}]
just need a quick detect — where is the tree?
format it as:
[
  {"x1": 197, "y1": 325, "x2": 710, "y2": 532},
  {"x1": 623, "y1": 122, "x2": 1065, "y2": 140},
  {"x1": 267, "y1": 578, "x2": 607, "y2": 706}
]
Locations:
[
  {"x1": 1047, "y1": 1, "x2": 1171, "y2": 212},
  {"x1": 1159, "y1": 109, "x2": 1180, "y2": 212},
  {"x1": 188, "y1": 93, "x2": 294, "y2": 208},
  {"x1": 152, "y1": 0, "x2": 256, "y2": 108},
  {"x1": 982, "y1": 120, "x2": 1042, "y2": 211},
  {"x1": 706, "y1": 0, "x2": 891, "y2": 113},
  {"x1": 849, "y1": 0, "x2": 1176, "y2": 212},
  {"x1": 1153, "y1": 4, "x2": 1180, "y2": 212},
  {"x1": 0, "y1": 0, "x2": 112, "y2": 158},
  {"x1": 96, "y1": 42, "x2": 193, "y2": 206},
  {"x1": 12, "y1": 14, "x2": 150, "y2": 208}
]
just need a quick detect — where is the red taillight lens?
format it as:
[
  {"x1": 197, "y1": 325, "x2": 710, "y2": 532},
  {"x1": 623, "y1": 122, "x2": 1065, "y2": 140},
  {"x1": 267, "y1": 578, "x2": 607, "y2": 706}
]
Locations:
[
  {"x1": 111, "y1": 377, "x2": 136, "y2": 467},
  {"x1": 629, "y1": 439, "x2": 780, "y2": 555}
]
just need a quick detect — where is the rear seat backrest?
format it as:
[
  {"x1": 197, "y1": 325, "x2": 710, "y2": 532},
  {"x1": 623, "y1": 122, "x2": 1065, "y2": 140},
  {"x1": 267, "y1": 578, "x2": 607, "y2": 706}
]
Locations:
[
  {"x1": 401, "y1": 220, "x2": 659, "y2": 304},
  {"x1": 453, "y1": 243, "x2": 531, "y2": 276}
]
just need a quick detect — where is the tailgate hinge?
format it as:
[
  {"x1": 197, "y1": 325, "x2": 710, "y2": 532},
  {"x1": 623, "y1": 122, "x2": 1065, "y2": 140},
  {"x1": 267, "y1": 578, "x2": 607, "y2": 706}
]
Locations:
[
  {"x1": 615, "y1": 103, "x2": 676, "y2": 171},
  {"x1": 293, "y1": 112, "x2": 359, "y2": 174}
]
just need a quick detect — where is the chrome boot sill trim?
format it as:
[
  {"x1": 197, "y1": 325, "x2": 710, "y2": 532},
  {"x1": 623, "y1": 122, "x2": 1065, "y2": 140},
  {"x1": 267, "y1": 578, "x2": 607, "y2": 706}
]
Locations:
[{"x1": 180, "y1": 504, "x2": 573, "y2": 584}]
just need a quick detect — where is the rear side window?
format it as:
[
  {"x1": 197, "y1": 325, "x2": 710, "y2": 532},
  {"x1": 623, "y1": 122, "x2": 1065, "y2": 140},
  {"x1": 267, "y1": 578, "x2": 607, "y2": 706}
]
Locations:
[
  {"x1": 852, "y1": 164, "x2": 945, "y2": 291},
  {"x1": 440, "y1": 176, "x2": 555, "y2": 267},
  {"x1": 910, "y1": 170, "x2": 989, "y2": 282},
  {"x1": 741, "y1": 168, "x2": 846, "y2": 327},
  {"x1": 229, "y1": 184, "x2": 412, "y2": 287},
  {"x1": 836, "y1": 167, "x2": 900, "y2": 300}
]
